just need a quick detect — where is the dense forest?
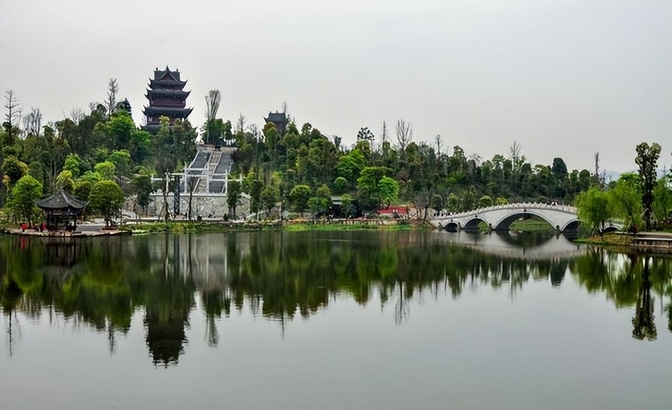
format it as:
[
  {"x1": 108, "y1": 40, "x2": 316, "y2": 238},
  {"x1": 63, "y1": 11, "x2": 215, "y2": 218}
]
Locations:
[{"x1": 1, "y1": 83, "x2": 670, "y2": 227}]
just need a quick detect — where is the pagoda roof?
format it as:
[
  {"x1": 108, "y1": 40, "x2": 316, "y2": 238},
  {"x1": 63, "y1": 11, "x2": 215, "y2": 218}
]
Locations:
[
  {"x1": 146, "y1": 89, "x2": 191, "y2": 98},
  {"x1": 143, "y1": 106, "x2": 193, "y2": 117},
  {"x1": 265, "y1": 111, "x2": 287, "y2": 123},
  {"x1": 153, "y1": 66, "x2": 182, "y2": 81},
  {"x1": 37, "y1": 190, "x2": 87, "y2": 211},
  {"x1": 149, "y1": 79, "x2": 187, "y2": 89}
]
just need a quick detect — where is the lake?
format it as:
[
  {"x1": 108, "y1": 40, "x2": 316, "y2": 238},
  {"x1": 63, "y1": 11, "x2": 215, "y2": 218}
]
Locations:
[{"x1": 0, "y1": 231, "x2": 670, "y2": 410}]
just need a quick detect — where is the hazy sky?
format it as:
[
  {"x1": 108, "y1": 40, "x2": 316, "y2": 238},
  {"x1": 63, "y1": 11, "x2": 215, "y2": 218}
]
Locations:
[{"x1": 1, "y1": 0, "x2": 670, "y2": 173}]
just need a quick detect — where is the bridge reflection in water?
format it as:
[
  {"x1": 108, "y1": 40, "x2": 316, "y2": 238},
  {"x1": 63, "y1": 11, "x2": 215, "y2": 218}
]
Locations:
[{"x1": 433, "y1": 230, "x2": 585, "y2": 260}]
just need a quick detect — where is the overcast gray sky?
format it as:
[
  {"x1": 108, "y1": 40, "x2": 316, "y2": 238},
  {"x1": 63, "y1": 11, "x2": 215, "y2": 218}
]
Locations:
[{"x1": 1, "y1": 0, "x2": 670, "y2": 173}]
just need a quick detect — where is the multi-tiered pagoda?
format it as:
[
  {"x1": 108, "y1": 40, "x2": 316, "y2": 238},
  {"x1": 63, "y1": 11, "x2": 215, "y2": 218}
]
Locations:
[{"x1": 143, "y1": 66, "x2": 193, "y2": 132}]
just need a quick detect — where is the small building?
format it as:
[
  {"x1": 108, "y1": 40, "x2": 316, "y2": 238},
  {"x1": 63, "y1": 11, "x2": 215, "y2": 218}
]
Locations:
[
  {"x1": 143, "y1": 66, "x2": 193, "y2": 132},
  {"x1": 264, "y1": 111, "x2": 288, "y2": 135},
  {"x1": 37, "y1": 190, "x2": 87, "y2": 231},
  {"x1": 377, "y1": 206, "x2": 408, "y2": 218}
]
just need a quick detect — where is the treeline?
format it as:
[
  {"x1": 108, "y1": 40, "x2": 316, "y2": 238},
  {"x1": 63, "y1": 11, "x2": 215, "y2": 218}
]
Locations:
[
  {"x1": 2, "y1": 85, "x2": 670, "y2": 224},
  {"x1": 576, "y1": 142, "x2": 671, "y2": 232},
  {"x1": 1, "y1": 85, "x2": 197, "y2": 223}
]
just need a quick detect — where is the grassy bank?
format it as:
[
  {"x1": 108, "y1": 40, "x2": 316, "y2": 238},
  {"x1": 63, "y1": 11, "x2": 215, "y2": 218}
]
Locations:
[
  {"x1": 574, "y1": 232, "x2": 633, "y2": 248},
  {"x1": 120, "y1": 219, "x2": 425, "y2": 234}
]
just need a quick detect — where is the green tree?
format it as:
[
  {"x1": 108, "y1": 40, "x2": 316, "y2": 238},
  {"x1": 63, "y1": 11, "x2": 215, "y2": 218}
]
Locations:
[
  {"x1": 479, "y1": 195, "x2": 494, "y2": 208},
  {"x1": 340, "y1": 193, "x2": 354, "y2": 217},
  {"x1": 610, "y1": 174, "x2": 643, "y2": 230},
  {"x1": 73, "y1": 180, "x2": 92, "y2": 202},
  {"x1": 106, "y1": 111, "x2": 135, "y2": 150},
  {"x1": 260, "y1": 185, "x2": 280, "y2": 216},
  {"x1": 652, "y1": 178, "x2": 671, "y2": 225},
  {"x1": 62, "y1": 153, "x2": 82, "y2": 177},
  {"x1": 107, "y1": 150, "x2": 132, "y2": 178},
  {"x1": 2, "y1": 155, "x2": 29, "y2": 188},
  {"x1": 131, "y1": 173, "x2": 153, "y2": 216},
  {"x1": 54, "y1": 170, "x2": 75, "y2": 194},
  {"x1": 337, "y1": 149, "x2": 366, "y2": 182},
  {"x1": 635, "y1": 142, "x2": 661, "y2": 230},
  {"x1": 6, "y1": 175, "x2": 43, "y2": 225},
  {"x1": 496, "y1": 197, "x2": 509, "y2": 206},
  {"x1": 249, "y1": 180, "x2": 263, "y2": 216},
  {"x1": 356, "y1": 166, "x2": 391, "y2": 212},
  {"x1": 576, "y1": 186, "x2": 614, "y2": 234},
  {"x1": 378, "y1": 176, "x2": 399, "y2": 208},
  {"x1": 446, "y1": 193, "x2": 460, "y2": 213},
  {"x1": 289, "y1": 184, "x2": 311, "y2": 216},
  {"x1": 94, "y1": 161, "x2": 116, "y2": 181},
  {"x1": 333, "y1": 176, "x2": 348, "y2": 195},
  {"x1": 89, "y1": 180, "x2": 125, "y2": 226},
  {"x1": 227, "y1": 180, "x2": 243, "y2": 219}
]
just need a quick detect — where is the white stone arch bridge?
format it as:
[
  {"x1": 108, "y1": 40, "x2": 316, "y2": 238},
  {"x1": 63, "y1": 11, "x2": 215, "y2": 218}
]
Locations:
[{"x1": 430, "y1": 203, "x2": 581, "y2": 233}]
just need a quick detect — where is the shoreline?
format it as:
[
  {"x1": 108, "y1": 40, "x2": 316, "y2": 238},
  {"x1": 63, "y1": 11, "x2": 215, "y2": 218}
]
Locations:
[{"x1": 3, "y1": 220, "x2": 671, "y2": 254}]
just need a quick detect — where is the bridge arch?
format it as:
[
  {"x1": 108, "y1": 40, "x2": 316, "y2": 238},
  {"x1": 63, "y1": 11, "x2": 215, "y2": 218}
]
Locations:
[
  {"x1": 463, "y1": 217, "x2": 489, "y2": 230},
  {"x1": 443, "y1": 221, "x2": 459, "y2": 232},
  {"x1": 492, "y1": 209, "x2": 579, "y2": 233},
  {"x1": 431, "y1": 203, "x2": 582, "y2": 233}
]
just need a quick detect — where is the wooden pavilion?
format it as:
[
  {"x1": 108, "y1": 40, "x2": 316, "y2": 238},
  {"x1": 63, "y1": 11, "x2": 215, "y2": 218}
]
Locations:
[{"x1": 37, "y1": 190, "x2": 87, "y2": 231}]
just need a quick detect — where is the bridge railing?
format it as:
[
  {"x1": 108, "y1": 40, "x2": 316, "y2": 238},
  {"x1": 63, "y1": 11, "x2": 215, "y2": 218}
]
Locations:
[{"x1": 431, "y1": 202, "x2": 577, "y2": 219}]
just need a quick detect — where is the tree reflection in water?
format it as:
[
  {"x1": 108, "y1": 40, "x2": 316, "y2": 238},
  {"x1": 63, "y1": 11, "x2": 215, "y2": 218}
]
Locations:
[{"x1": 0, "y1": 233, "x2": 670, "y2": 364}]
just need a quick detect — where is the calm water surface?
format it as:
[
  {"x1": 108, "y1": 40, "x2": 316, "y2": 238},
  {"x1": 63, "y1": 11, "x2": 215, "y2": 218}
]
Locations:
[{"x1": 0, "y1": 231, "x2": 670, "y2": 410}]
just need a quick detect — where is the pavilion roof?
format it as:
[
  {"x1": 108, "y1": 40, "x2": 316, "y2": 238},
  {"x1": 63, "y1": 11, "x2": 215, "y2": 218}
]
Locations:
[
  {"x1": 37, "y1": 190, "x2": 87, "y2": 211},
  {"x1": 265, "y1": 111, "x2": 287, "y2": 123}
]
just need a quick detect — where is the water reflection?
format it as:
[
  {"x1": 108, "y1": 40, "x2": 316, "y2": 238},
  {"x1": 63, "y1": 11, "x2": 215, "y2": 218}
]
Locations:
[{"x1": 0, "y1": 232, "x2": 670, "y2": 365}]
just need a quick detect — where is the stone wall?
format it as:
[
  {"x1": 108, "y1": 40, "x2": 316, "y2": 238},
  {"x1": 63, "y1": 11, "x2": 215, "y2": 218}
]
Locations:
[{"x1": 130, "y1": 193, "x2": 250, "y2": 219}]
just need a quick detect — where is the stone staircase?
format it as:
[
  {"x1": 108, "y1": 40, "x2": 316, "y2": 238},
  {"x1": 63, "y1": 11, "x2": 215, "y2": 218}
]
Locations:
[{"x1": 194, "y1": 151, "x2": 222, "y2": 193}]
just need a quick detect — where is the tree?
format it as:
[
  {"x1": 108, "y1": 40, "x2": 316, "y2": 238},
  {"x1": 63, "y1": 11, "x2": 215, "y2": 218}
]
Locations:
[
  {"x1": 260, "y1": 185, "x2": 280, "y2": 216},
  {"x1": 107, "y1": 150, "x2": 131, "y2": 178},
  {"x1": 333, "y1": 176, "x2": 348, "y2": 195},
  {"x1": 23, "y1": 107, "x2": 42, "y2": 137},
  {"x1": 479, "y1": 195, "x2": 494, "y2": 208},
  {"x1": 576, "y1": 186, "x2": 614, "y2": 234},
  {"x1": 73, "y1": 180, "x2": 92, "y2": 202},
  {"x1": 336, "y1": 149, "x2": 366, "y2": 183},
  {"x1": 249, "y1": 179, "x2": 263, "y2": 217},
  {"x1": 227, "y1": 180, "x2": 242, "y2": 219},
  {"x1": 106, "y1": 78, "x2": 118, "y2": 118},
  {"x1": 54, "y1": 170, "x2": 75, "y2": 194},
  {"x1": 204, "y1": 90, "x2": 221, "y2": 145},
  {"x1": 446, "y1": 193, "x2": 460, "y2": 213},
  {"x1": 357, "y1": 127, "x2": 375, "y2": 142},
  {"x1": 289, "y1": 184, "x2": 311, "y2": 216},
  {"x1": 89, "y1": 180, "x2": 125, "y2": 226},
  {"x1": 94, "y1": 161, "x2": 116, "y2": 180},
  {"x1": 6, "y1": 175, "x2": 42, "y2": 225},
  {"x1": 2, "y1": 155, "x2": 29, "y2": 188},
  {"x1": 356, "y1": 166, "x2": 391, "y2": 212},
  {"x1": 340, "y1": 193, "x2": 354, "y2": 217},
  {"x1": 131, "y1": 173, "x2": 153, "y2": 216},
  {"x1": 635, "y1": 142, "x2": 662, "y2": 230},
  {"x1": 395, "y1": 119, "x2": 412, "y2": 153},
  {"x1": 3, "y1": 90, "x2": 21, "y2": 144},
  {"x1": 610, "y1": 174, "x2": 643, "y2": 230},
  {"x1": 107, "y1": 112, "x2": 135, "y2": 150},
  {"x1": 652, "y1": 177, "x2": 671, "y2": 225},
  {"x1": 63, "y1": 154, "x2": 82, "y2": 177},
  {"x1": 378, "y1": 176, "x2": 399, "y2": 208}
]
